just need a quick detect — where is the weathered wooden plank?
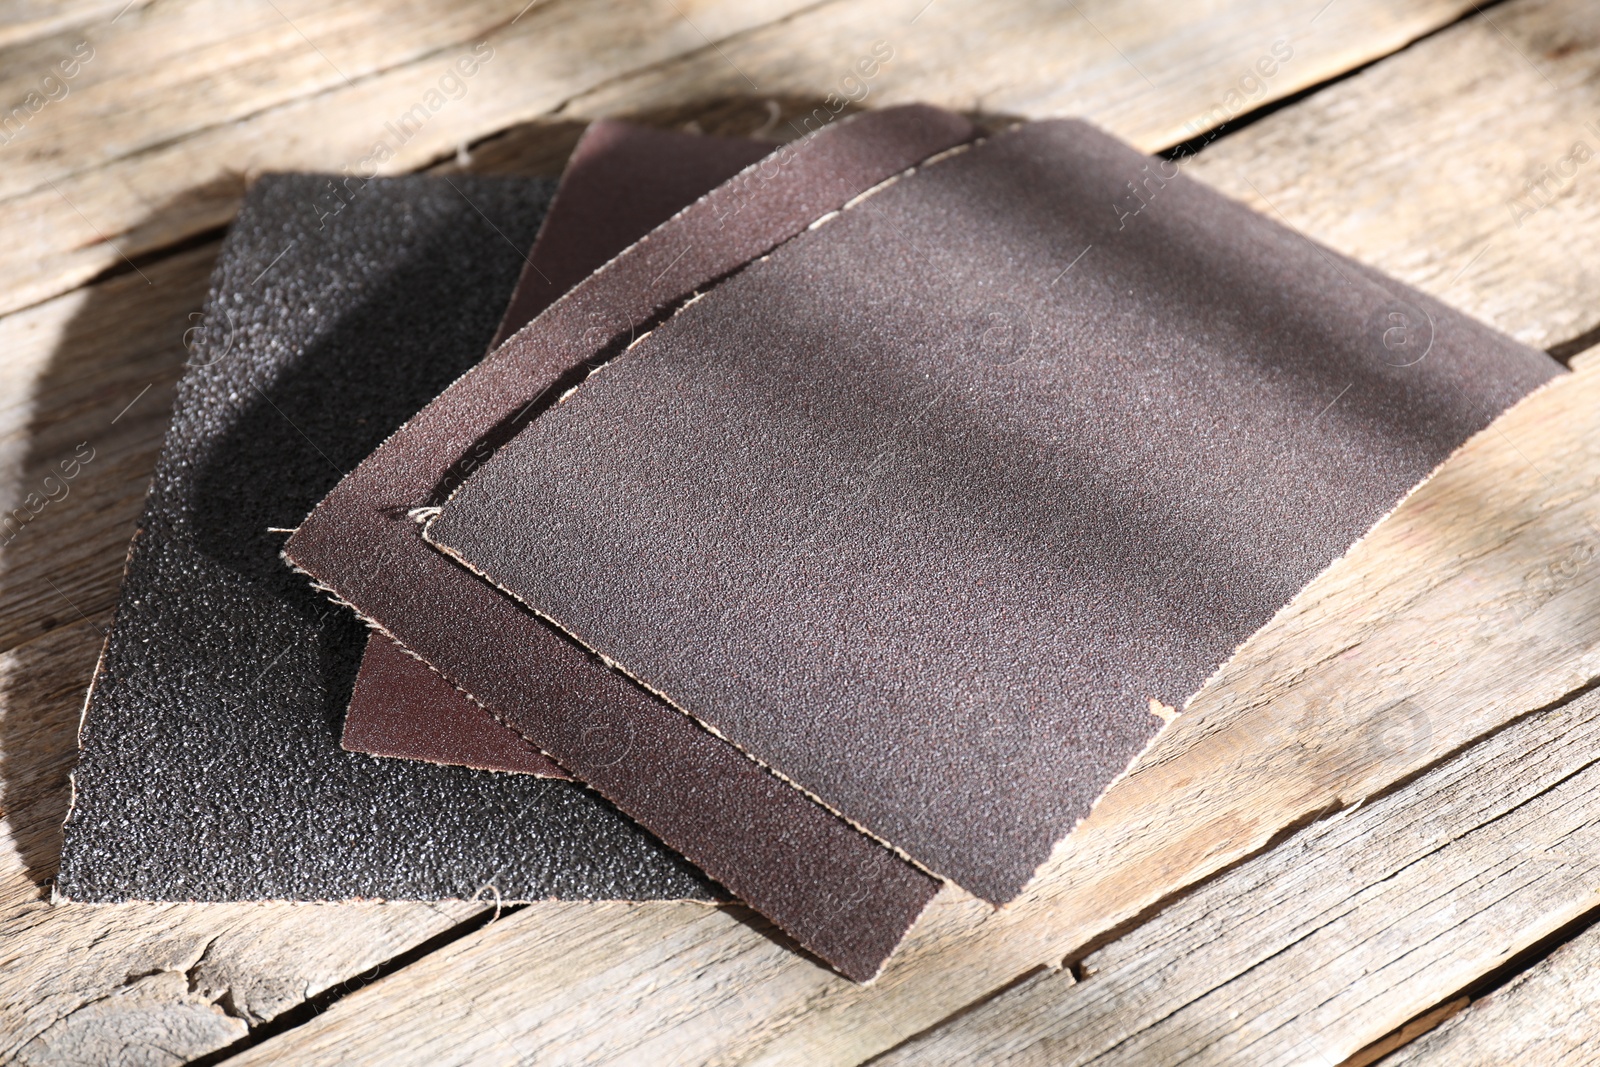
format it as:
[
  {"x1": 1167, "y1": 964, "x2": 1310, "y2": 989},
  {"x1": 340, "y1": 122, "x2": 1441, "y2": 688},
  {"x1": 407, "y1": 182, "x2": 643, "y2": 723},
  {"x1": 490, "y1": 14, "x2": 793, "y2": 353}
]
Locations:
[
  {"x1": 216, "y1": 354, "x2": 1600, "y2": 1065},
  {"x1": 0, "y1": 0, "x2": 1481, "y2": 323},
  {"x1": 0, "y1": 0, "x2": 142, "y2": 53},
  {"x1": 1187, "y1": 0, "x2": 1600, "y2": 351},
  {"x1": 877, "y1": 690, "x2": 1600, "y2": 1064},
  {"x1": 1343, "y1": 998, "x2": 1469, "y2": 1067},
  {"x1": 0, "y1": 616, "x2": 107, "y2": 904},
  {"x1": 1384, "y1": 923, "x2": 1600, "y2": 1064},
  {"x1": 0, "y1": 1, "x2": 1585, "y2": 1061},
  {"x1": 0, "y1": 0, "x2": 553, "y2": 203},
  {"x1": 0, "y1": 0, "x2": 821, "y2": 321},
  {"x1": 565, "y1": 0, "x2": 1479, "y2": 153}
]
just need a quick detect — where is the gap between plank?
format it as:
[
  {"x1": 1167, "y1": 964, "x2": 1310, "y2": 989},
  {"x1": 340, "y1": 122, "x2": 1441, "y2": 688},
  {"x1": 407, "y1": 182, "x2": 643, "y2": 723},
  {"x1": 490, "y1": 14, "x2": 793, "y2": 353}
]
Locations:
[
  {"x1": 189, "y1": 903, "x2": 523, "y2": 1067},
  {"x1": 1159, "y1": 0, "x2": 1515, "y2": 165},
  {"x1": 868, "y1": 670, "x2": 1600, "y2": 1066},
  {"x1": 1337, "y1": 897, "x2": 1600, "y2": 1065}
]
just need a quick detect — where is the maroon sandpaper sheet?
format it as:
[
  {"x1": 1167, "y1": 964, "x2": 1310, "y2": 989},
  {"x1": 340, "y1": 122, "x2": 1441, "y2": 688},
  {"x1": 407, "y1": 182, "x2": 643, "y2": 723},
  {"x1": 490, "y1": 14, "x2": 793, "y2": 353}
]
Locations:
[
  {"x1": 342, "y1": 121, "x2": 772, "y2": 775},
  {"x1": 426, "y1": 118, "x2": 1562, "y2": 904},
  {"x1": 345, "y1": 636, "x2": 571, "y2": 776},
  {"x1": 485, "y1": 120, "x2": 778, "y2": 350},
  {"x1": 286, "y1": 105, "x2": 975, "y2": 981}
]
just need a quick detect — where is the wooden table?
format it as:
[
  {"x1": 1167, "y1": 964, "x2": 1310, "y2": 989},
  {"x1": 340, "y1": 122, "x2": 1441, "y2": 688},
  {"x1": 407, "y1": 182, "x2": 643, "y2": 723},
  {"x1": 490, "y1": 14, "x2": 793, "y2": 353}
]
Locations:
[{"x1": 5, "y1": 1, "x2": 1600, "y2": 1062}]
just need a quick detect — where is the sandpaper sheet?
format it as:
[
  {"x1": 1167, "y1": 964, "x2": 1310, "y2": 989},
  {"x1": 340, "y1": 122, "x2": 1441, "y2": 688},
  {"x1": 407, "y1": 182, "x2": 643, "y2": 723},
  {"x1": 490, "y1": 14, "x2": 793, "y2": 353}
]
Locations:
[
  {"x1": 285, "y1": 106, "x2": 974, "y2": 980},
  {"x1": 487, "y1": 120, "x2": 778, "y2": 349},
  {"x1": 344, "y1": 122, "x2": 771, "y2": 775},
  {"x1": 427, "y1": 118, "x2": 1563, "y2": 904},
  {"x1": 344, "y1": 636, "x2": 570, "y2": 776},
  {"x1": 57, "y1": 173, "x2": 713, "y2": 904}
]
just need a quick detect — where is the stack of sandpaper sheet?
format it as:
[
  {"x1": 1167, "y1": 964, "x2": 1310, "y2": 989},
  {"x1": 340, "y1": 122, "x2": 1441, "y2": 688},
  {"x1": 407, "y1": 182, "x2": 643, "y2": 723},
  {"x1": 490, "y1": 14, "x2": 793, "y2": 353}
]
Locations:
[{"x1": 60, "y1": 104, "x2": 1561, "y2": 981}]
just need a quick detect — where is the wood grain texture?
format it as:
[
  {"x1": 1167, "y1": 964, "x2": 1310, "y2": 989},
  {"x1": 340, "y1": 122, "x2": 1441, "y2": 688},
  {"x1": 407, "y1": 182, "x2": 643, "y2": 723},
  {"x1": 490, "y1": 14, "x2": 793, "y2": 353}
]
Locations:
[
  {"x1": 0, "y1": 0, "x2": 1480, "y2": 323},
  {"x1": 566, "y1": 0, "x2": 1480, "y2": 152},
  {"x1": 0, "y1": 0, "x2": 143, "y2": 52},
  {"x1": 878, "y1": 688, "x2": 1600, "y2": 1064},
  {"x1": 0, "y1": 0, "x2": 820, "y2": 322},
  {"x1": 220, "y1": 358, "x2": 1600, "y2": 1066},
  {"x1": 1, "y1": 0, "x2": 1592, "y2": 1061},
  {"x1": 1187, "y1": 0, "x2": 1600, "y2": 351},
  {"x1": 1, "y1": 0, "x2": 535, "y2": 202},
  {"x1": 1342, "y1": 998, "x2": 1469, "y2": 1067},
  {"x1": 1384, "y1": 923, "x2": 1600, "y2": 1064}
]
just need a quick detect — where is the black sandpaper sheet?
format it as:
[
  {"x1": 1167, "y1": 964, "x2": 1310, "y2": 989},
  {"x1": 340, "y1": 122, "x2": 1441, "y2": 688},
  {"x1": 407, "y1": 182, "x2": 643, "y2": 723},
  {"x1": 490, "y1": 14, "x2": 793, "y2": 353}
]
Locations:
[
  {"x1": 57, "y1": 173, "x2": 713, "y2": 903},
  {"x1": 344, "y1": 122, "x2": 773, "y2": 775},
  {"x1": 427, "y1": 118, "x2": 1563, "y2": 904},
  {"x1": 285, "y1": 106, "x2": 973, "y2": 981}
]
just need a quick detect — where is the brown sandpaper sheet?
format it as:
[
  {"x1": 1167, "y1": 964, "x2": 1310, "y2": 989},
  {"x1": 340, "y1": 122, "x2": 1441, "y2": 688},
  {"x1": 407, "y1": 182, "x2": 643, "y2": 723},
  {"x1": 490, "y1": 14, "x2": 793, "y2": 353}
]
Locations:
[
  {"x1": 286, "y1": 105, "x2": 975, "y2": 981},
  {"x1": 426, "y1": 118, "x2": 1563, "y2": 904},
  {"x1": 485, "y1": 120, "x2": 778, "y2": 350},
  {"x1": 345, "y1": 635, "x2": 572, "y2": 776},
  {"x1": 343, "y1": 121, "x2": 772, "y2": 776}
]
